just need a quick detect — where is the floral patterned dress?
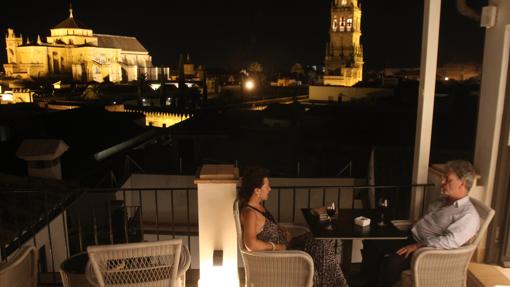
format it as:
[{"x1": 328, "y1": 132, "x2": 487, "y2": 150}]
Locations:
[{"x1": 245, "y1": 205, "x2": 349, "y2": 287}]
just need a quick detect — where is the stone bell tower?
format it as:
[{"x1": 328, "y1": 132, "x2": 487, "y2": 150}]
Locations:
[
  {"x1": 324, "y1": 0, "x2": 364, "y2": 86},
  {"x1": 5, "y1": 28, "x2": 22, "y2": 64}
]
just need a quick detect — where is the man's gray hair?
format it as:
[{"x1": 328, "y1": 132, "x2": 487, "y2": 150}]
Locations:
[{"x1": 445, "y1": 160, "x2": 477, "y2": 191}]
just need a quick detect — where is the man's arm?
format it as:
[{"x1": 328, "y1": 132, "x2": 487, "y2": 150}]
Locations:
[{"x1": 422, "y1": 213, "x2": 480, "y2": 249}]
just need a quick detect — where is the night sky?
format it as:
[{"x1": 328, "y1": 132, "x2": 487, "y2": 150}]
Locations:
[{"x1": 1, "y1": 0, "x2": 486, "y2": 73}]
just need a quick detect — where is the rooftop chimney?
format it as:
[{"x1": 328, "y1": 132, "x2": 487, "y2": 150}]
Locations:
[{"x1": 16, "y1": 139, "x2": 69, "y2": 180}]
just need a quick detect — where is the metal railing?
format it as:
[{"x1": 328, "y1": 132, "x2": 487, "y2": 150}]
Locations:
[
  {"x1": 1, "y1": 182, "x2": 434, "y2": 285},
  {"x1": 0, "y1": 187, "x2": 198, "y2": 273}
]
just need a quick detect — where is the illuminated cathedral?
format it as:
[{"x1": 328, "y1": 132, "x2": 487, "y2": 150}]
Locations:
[
  {"x1": 324, "y1": 0, "x2": 364, "y2": 86},
  {"x1": 3, "y1": 6, "x2": 152, "y2": 83}
]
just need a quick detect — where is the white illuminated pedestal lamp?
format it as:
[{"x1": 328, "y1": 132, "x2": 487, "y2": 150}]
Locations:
[{"x1": 195, "y1": 164, "x2": 240, "y2": 287}]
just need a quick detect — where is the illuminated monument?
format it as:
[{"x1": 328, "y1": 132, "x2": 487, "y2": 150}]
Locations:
[
  {"x1": 324, "y1": 0, "x2": 364, "y2": 86},
  {"x1": 3, "y1": 6, "x2": 152, "y2": 83}
]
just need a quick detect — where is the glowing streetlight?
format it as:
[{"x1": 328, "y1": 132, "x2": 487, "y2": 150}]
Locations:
[{"x1": 244, "y1": 79, "x2": 255, "y2": 91}]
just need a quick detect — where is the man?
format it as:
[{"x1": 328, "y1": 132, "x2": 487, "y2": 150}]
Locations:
[{"x1": 361, "y1": 160, "x2": 480, "y2": 287}]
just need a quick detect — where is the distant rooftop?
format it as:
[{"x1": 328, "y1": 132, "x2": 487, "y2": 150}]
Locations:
[
  {"x1": 96, "y1": 34, "x2": 148, "y2": 53},
  {"x1": 0, "y1": 104, "x2": 151, "y2": 183},
  {"x1": 16, "y1": 139, "x2": 69, "y2": 161}
]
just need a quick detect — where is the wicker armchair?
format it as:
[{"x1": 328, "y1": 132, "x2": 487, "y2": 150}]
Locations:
[
  {"x1": 87, "y1": 239, "x2": 190, "y2": 287},
  {"x1": 399, "y1": 197, "x2": 495, "y2": 287},
  {"x1": 233, "y1": 199, "x2": 314, "y2": 287},
  {"x1": 0, "y1": 246, "x2": 38, "y2": 287}
]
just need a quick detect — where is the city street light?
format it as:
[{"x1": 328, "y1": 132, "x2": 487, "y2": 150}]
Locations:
[{"x1": 244, "y1": 79, "x2": 255, "y2": 91}]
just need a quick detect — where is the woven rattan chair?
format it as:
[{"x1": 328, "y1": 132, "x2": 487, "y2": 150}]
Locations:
[
  {"x1": 399, "y1": 197, "x2": 495, "y2": 287},
  {"x1": 234, "y1": 199, "x2": 314, "y2": 287},
  {"x1": 87, "y1": 239, "x2": 190, "y2": 287},
  {"x1": 59, "y1": 252, "x2": 93, "y2": 287},
  {"x1": 0, "y1": 246, "x2": 38, "y2": 287}
]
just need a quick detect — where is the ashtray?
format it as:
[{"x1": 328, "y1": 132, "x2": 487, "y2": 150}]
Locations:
[{"x1": 354, "y1": 216, "x2": 371, "y2": 227}]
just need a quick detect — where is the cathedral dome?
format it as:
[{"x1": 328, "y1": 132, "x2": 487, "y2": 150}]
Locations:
[
  {"x1": 53, "y1": 16, "x2": 89, "y2": 29},
  {"x1": 53, "y1": 6, "x2": 89, "y2": 29}
]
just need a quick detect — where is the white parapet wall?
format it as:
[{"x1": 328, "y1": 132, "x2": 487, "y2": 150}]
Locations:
[{"x1": 309, "y1": 85, "x2": 393, "y2": 102}]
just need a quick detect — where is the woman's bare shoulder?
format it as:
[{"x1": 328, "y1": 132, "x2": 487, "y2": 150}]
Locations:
[
  {"x1": 241, "y1": 207, "x2": 257, "y2": 218},
  {"x1": 241, "y1": 207, "x2": 263, "y2": 224}
]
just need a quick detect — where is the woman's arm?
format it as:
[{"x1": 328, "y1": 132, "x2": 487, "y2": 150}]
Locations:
[{"x1": 242, "y1": 209, "x2": 287, "y2": 251}]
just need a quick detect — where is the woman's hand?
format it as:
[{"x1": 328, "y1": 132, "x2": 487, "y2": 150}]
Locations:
[
  {"x1": 277, "y1": 243, "x2": 287, "y2": 250},
  {"x1": 284, "y1": 230, "x2": 292, "y2": 242},
  {"x1": 279, "y1": 226, "x2": 293, "y2": 242}
]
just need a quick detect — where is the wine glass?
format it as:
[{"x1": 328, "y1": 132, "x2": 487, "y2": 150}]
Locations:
[
  {"x1": 377, "y1": 197, "x2": 389, "y2": 226},
  {"x1": 325, "y1": 202, "x2": 336, "y2": 230},
  {"x1": 327, "y1": 202, "x2": 336, "y2": 219}
]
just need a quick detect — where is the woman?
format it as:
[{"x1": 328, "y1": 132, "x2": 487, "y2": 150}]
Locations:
[{"x1": 239, "y1": 167, "x2": 349, "y2": 287}]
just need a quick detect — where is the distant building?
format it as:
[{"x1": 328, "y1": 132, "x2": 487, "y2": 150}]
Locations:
[
  {"x1": 0, "y1": 88, "x2": 33, "y2": 104},
  {"x1": 437, "y1": 64, "x2": 480, "y2": 81},
  {"x1": 3, "y1": 6, "x2": 152, "y2": 82},
  {"x1": 382, "y1": 67, "x2": 421, "y2": 81},
  {"x1": 270, "y1": 78, "x2": 300, "y2": 87},
  {"x1": 309, "y1": 85, "x2": 392, "y2": 102},
  {"x1": 381, "y1": 64, "x2": 480, "y2": 82},
  {"x1": 324, "y1": 0, "x2": 364, "y2": 86}
]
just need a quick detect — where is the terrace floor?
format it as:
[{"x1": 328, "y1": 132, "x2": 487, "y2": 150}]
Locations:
[
  {"x1": 169, "y1": 263, "x2": 510, "y2": 287},
  {"x1": 39, "y1": 263, "x2": 510, "y2": 286}
]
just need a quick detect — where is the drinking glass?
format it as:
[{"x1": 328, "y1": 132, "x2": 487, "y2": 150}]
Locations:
[
  {"x1": 377, "y1": 197, "x2": 389, "y2": 226},
  {"x1": 326, "y1": 202, "x2": 336, "y2": 221},
  {"x1": 325, "y1": 202, "x2": 336, "y2": 230}
]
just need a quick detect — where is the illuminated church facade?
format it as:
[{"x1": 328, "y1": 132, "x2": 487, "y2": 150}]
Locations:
[
  {"x1": 324, "y1": 0, "x2": 364, "y2": 86},
  {"x1": 3, "y1": 7, "x2": 152, "y2": 83}
]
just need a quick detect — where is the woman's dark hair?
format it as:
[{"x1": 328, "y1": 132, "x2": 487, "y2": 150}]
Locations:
[{"x1": 238, "y1": 166, "x2": 270, "y2": 206}]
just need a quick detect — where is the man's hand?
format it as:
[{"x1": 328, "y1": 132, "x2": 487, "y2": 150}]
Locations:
[{"x1": 396, "y1": 243, "x2": 421, "y2": 258}]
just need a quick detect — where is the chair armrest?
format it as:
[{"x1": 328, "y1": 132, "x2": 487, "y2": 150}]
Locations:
[
  {"x1": 242, "y1": 250, "x2": 314, "y2": 287},
  {"x1": 177, "y1": 245, "x2": 191, "y2": 278},
  {"x1": 248, "y1": 249, "x2": 313, "y2": 258},
  {"x1": 85, "y1": 261, "x2": 99, "y2": 287},
  {"x1": 412, "y1": 245, "x2": 476, "y2": 265},
  {"x1": 407, "y1": 245, "x2": 477, "y2": 287}
]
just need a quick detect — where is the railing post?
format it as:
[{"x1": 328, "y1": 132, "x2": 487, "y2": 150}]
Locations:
[
  {"x1": 170, "y1": 190, "x2": 175, "y2": 239},
  {"x1": 195, "y1": 164, "x2": 239, "y2": 287},
  {"x1": 123, "y1": 207, "x2": 129, "y2": 243},
  {"x1": 91, "y1": 207, "x2": 98, "y2": 245},
  {"x1": 154, "y1": 190, "x2": 160, "y2": 241},
  {"x1": 44, "y1": 191, "x2": 56, "y2": 280},
  {"x1": 138, "y1": 190, "x2": 144, "y2": 240},
  {"x1": 0, "y1": 243, "x2": 6, "y2": 263}
]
